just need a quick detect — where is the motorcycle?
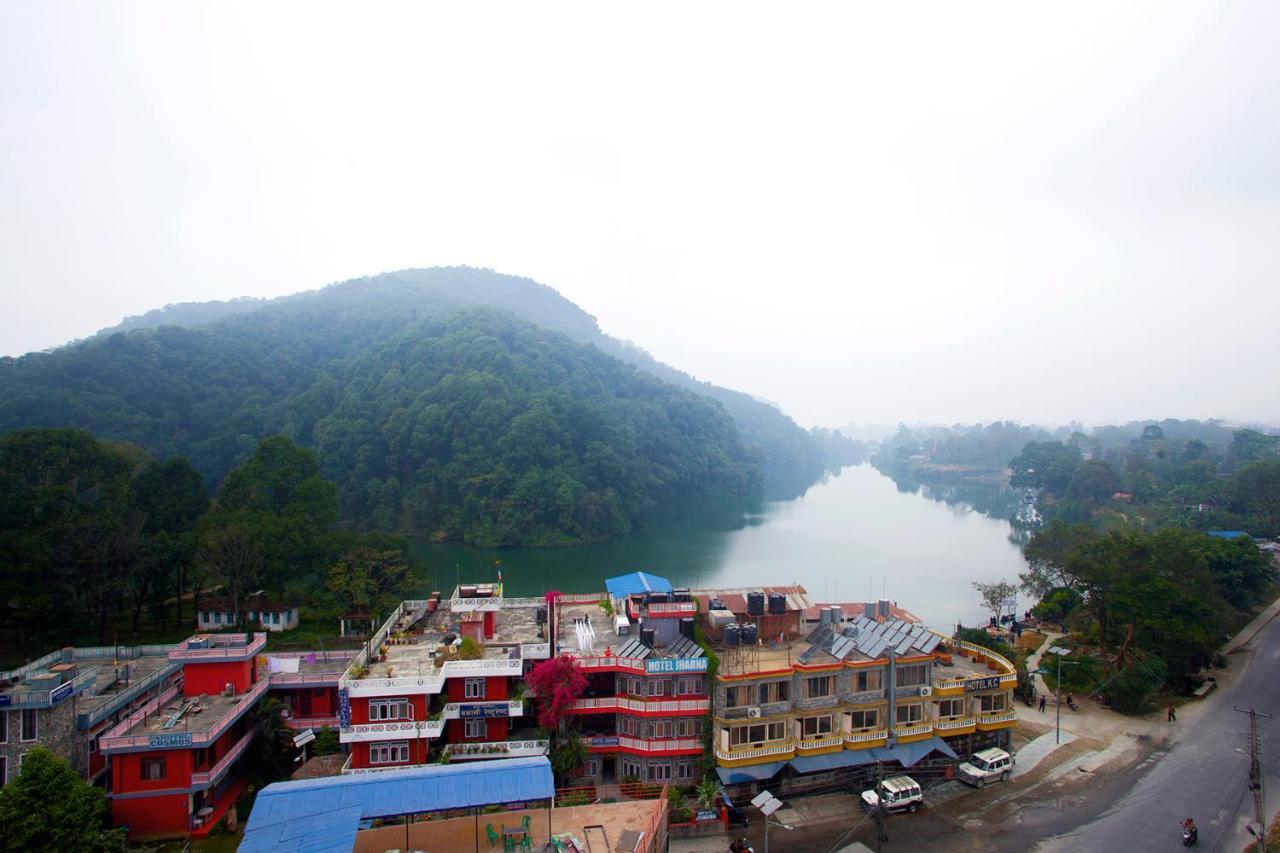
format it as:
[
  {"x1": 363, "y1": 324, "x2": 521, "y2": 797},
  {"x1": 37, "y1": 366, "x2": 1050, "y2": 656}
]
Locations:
[
  {"x1": 729, "y1": 838, "x2": 755, "y2": 853},
  {"x1": 1181, "y1": 821, "x2": 1198, "y2": 847}
]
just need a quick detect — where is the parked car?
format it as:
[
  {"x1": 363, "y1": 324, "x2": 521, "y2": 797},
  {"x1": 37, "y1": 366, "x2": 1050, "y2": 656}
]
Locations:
[
  {"x1": 860, "y1": 775, "x2": 923, "y2": 814},
  {"x1": 957, "y1": 747, "x2": 1014, "y2": 787}
]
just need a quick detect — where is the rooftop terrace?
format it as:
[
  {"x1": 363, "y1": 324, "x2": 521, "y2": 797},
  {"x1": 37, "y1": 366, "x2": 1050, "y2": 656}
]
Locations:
[{"x1": 0, "y1": 645, "x2": 178, "y2": 717}]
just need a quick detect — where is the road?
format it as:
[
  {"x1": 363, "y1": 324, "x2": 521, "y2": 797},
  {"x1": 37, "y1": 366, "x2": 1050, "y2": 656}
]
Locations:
[{"x1": 1036, "y1": 605, "x2": 1280, "y2": 852}]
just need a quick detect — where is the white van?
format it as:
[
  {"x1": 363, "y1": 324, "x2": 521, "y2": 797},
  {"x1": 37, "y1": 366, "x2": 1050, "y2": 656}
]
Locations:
[
  {"x1": 957, "y1": 747, "x2": 1014, "y2": 787},
  {"x1": 860, "y1": 775, "x2": 923, "y2": 814}
]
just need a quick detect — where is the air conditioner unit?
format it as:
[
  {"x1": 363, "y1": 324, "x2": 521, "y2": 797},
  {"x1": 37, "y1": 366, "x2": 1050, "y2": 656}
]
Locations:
[
  {"x1": 746, "y1": 707, "x2": 762, "y2": 719},
  {"x1": 919, "y1": 686, "x2": 933, "y2": 697}
]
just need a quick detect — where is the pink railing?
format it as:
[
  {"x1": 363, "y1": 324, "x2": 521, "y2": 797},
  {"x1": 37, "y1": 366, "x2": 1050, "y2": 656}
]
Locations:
[
  {"x1": 556, "y1": 593, "x2": 607, "y2": 605},
  {"x1": 646, "y1": 602, "x2": 696, "y2": 617},
  {"x1": 569, "y1": 696, "x2": 710, "y2": 715},
  {"x1": 190, "y1": 729, "x2": 255, "y2": 787},
  {"x1": 268, "y1": 671, "x2": 347, "y2": 686},
  {"x1": 574, "y1": 656, "x2": 648, "y2": 674},
  {"x1": 99, "y1": 683, "x2": 182, "y2": 749},
  {"x1": 99, "y1": 679, "x2": 269, "y2": 751},
  {"x1": 170, "y1": 633, "x2": 267, "y2": 661},
  {"x1": 285, "y1": 715, "x2": 340, "y2": 730}
]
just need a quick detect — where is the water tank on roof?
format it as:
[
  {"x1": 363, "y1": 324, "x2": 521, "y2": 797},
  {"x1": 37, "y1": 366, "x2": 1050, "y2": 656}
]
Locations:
[
  {"x1": 680, "y1": 617, "x2": 696, "y2": 641},
  {"x1": 459, "y1": 585, "x2": 477, "y2": 598},
  {"x1": 536, "y1": 607, "x2": 547, "y2": 624},
  {"x1": 768, "y1": 593, "x2": 786, "y2": 615},
  {"x1": 640, "y1": 627, "x2": 656, "y2": 648},
  {"x1": 740, "y1": 623, "x2": 759, "y2": 646},
  {"x1": 673, "y1": 588, "x2": 691, "y2": 603},
  {"x1": 864, "y1": 602, "x2": 877, "y2": 619},
  {"x1": 747, "y1": 592, "x2": 765, "y2": 616},
  {"x1": 724, "y1": 624, "x2": 741, "y2": 647},
  {"x1": 709, "y1": 598, "x2": 727, "y2": 611},
  {"x1": 831, "y1": 606, "x2": 843, "y2": 623},
  {"x1": 819, "y1": 607, "x2": 834, "y2": 625},
  {"x1": 877, "y1": 599, "x2": 891, "y2": 618}
]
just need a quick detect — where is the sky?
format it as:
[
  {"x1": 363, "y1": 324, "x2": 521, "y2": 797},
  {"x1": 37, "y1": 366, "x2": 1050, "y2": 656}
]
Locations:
[{"x1": 2, "y1": 2, "x2": 1278, "y2": 429}]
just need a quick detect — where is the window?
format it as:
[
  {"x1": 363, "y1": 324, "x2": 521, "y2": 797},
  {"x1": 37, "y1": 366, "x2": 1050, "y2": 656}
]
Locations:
[
  {"x1": 895, "y1": 703, "x2": 923, "y2": 725},
  {"x1": 584, "y1": 758, "x2": 601, "y2": 776},
  {"x1": 728, "y1": 721, "x2": 787, "y2": 746},
  {"x1": 675, "y1": 678, "x2": 701, "y2": 696},
  {"x1": 757, "y1": 680, "x2": 789, "y2": 704},
  {"x1": 677, "y1": 762, "x2": 695, "y2": 781},
  {"x1": 464, "y1": 719, "x2": 487, "y2": 739},
  {"x1": 725, "y1": 685, "x2": 744, "y2": 708},
  {"x1": 199, "y1": 611, "x2": 209, "y2": 624},
  {"x1": 369, "y1": 698, "x2": 413, "y2": 721},
  {"x1": 647, "y1": 679, "x2": 667, "y2": 697},
  {"x1": 896, "y1": 664, "x2": 928, "y2": 687},
  {"x1": 848, "y1": 708, "x2": 879, "y2": 730},
  {"x1": 937, "y1": 698, "x2": 965, "y2": 718},
  {"x1": 800, "y1": 715, "x2": 834, "y2": 738},
  {"x1": 804, "y1": 676, "x2": 834, "y2": 698},
  {"x1": 649, "y1": 719, "x2": 672, "y2": 739},
  {"x1": 464, "y1": 679, "x2": 485, "y2": 700},
  {"x1": 20, "y1": 708, "x2": 37, "y2": 742},
  {"x1": 369, "y1": 742, "x2": 410, "y2": 765},
  {"x1": 140, "y1": 757, "x2": 167, "y2": 781},
  {"x1": 854, "y1": 669, "x2": 884, "y2": 692},
  {"x1": 978, "y1": 693, "x2": 1007, "y2": 712},
  {"x1": 622, "y1": 758, "x2": 643, "y2": 779},
  {"x1": 647, "y1": 763, "x2": 672, "y2": 781},
  {"x1": 0, "y1": 755, "x2": 5, "y2": 787},
  {"x1": 0, "y1": 710, "x2": 7, "y2": 744}
]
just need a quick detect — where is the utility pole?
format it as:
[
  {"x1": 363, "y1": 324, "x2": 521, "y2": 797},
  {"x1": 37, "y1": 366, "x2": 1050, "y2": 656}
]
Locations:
[
  {"x1": 1233, "y1": 705, "x2": 1272, "y2": 842},
  {"x1": 872, "y1": 760, "x2": 887, "y2": 852}
]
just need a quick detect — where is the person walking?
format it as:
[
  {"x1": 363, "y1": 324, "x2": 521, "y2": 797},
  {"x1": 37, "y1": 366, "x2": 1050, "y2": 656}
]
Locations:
[
  {"x1": 1038, "y1": 695, "x2": 1046, "y2": 712},
  {"x1": 1167, "y1": 703, "x2": 1176, "y2": 722}
]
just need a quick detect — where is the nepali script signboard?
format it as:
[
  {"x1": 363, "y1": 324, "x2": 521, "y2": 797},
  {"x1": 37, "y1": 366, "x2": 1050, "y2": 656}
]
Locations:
[
  {"x1": 645, "y1": 658, "x2": 709, "y2": 675},
  {"x1": 459, "y1": 703, "x2": 512, "y2": 719}
]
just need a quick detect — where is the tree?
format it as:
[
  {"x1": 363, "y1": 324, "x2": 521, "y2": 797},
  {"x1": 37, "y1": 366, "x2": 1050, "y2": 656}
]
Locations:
[
  {"x1": 1235, "y1": 461, "x2": 1280, "y2": 536},
  {"x1": 196, "y1": 519, "x2": 266, "y2": 622},
  {"x1": 0, "y1": 747, "x2": 125, "y2": 852},
  {"x1": 549, "y1": 730, "x2": 588, "y2": 783},
  {"x1": 1140, "y1": 424, "x2": 1165, "y2": 441},
  {"x1": 1066, "y1": 460, "x2": 1121, "y2": 504},
  {"x1": 1019, "y1": 521, "x2": 1096, "y2": 598},
  {"x1": 972, "y1": 579, "x2": 1016, "y2": 624},
  {"x1": 1009, "y1": 441, "x2": 1082, "y2": 494},
  {"x1": 327, "y1": 542, "x2": 410, "y2": 617}
]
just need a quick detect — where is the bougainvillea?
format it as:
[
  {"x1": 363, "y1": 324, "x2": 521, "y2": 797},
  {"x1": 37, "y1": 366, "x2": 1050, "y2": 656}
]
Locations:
[{"x1": 527, "y1": 653, "x2": 587, "y2": 730}]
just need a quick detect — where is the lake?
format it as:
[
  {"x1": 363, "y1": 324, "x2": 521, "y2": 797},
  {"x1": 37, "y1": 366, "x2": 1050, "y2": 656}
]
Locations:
[{"x1": 410, "y1": 464, "x2": 1029, "y2": 631}]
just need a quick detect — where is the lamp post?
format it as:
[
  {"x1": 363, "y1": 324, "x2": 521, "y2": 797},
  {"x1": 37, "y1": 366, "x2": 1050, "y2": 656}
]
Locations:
[
  {"x1": 750, "y1": 790, "x2": 791, "y2": 853},
  {"x1": 1034, "y1": 646, "x2": 1080, "y2": 744}
]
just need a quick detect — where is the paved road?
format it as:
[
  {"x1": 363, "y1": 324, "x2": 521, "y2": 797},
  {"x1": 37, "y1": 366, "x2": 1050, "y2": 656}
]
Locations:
[{"x1": 1036, "y1": 607, "x2": 1280, "y2": 853}]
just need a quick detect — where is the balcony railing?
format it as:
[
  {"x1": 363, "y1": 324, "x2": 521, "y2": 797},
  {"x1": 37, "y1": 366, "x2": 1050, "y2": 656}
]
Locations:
[
  {"x1": 615, "y1": 735, "x2": 703, "y2": 754},
  {"x1": 573, "y1": 656, "x2": 648, "y2": 675},
  {"x1": 343, "y1": 656, "x2": 525, "y2": 697},
  {"x1": 934, "y1": 715, "x2": 976, "y2": 731},
  {"x1": 339, "y1": 719, "x2": 444, "y2": 742},
  {"x1": 3, "y1": 667, "x2": 99, "y2": 709},
  {"x1": 79, "y1": 663, "x2": 181, "y2": 728},
  {"x1": 285, "y1": 715, "x2": 340, "y2": 730},
  {"x1": 444, "y1": 739, "x2": 549, "y2": 759},
  {"x1": 892, "y1": 722, "x2": 933, "y2": 738},
  {"x1": 845, "y1": 728, "x2": 888, "y2": 744},
  {"x1": 645, "y1": 602, "x2": 697, "y2": 617},
  {"x1": 340, "y1": 754, "x2": 428, "y2": 776},
  {"x1": 714, "y1": 739, "x2": 796, "y2": 762},
  {"x1": 99, "y1": 679, "x2": 270, "y2": 751},
  {"x1": 796, "y1": 735, "x2": 844, "y2": 752},
  {"x1": 976, "y1": 709, "x2": 1017, "y2": 726},
  {"x1": 569, "y1": 696, "x2": 710, "y2": 715},
  {"x1": 191, "y1": 729, "x2": 255, "y2": 788},
  {"x1": 170, "y1": 633, "x2": 267, "y2": 661}
]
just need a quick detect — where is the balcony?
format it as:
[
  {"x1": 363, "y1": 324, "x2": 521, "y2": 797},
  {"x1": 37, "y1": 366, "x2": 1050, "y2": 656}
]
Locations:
[
  {"x1": 795, "y1": 735, "x2": 844, "y2": 754},
  {"x1": 976, "y1": 709, "x2": 1017, "y2": 729},
  {"x1": 569, "y1": 696, "x2": 710, "y2": 716},
  {"x1": 933, "y1": 715, "x2": 976, "y2": 733},
  {"x1": 339, "y1": 719, "x2": 444, "y2": 743},
  {"x1": 714, "y1": 739, "x2": 796, "y2": 763},
  {"x1": 845, "y1": 728, "x2": 888, "y2": 745},
  {"x1": 190, "y1": 729, "x2": 255, "y2": 789},
  {"x1": 343, "y1": 656, "x2": 524, "y2": 698},
  {"x1": 444, "y1": 739, "x2": 549, "y2": 760},
  {"x1": 892, "y1": 722, "x2": 933, "y2": 739},
  {"x1": 573, "y1": 656, "x2": 648, "y2": 676},
  {"x1": 442, "y1": 700, "x2": 523, "y2": 720},
  {"x1": 614, "y1": 734, "x2": 703, "y2": 756}
]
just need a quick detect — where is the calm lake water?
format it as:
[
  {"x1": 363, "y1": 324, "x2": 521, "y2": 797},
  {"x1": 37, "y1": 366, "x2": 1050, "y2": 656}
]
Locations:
[{"x1": 410, "y1": 464, "x2": 1029, "y2": 632}]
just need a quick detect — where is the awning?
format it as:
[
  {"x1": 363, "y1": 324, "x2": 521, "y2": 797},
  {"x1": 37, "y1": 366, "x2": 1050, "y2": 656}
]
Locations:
[
  {"x1": 789, "y1": 750, "x2": 881, "y2": 774},
  {"x1": 876, "y1": 736, "x2": 958, "y2": 768},
  {"x1": 716, "y1": 761, "x2": 787, "y2": 784}
]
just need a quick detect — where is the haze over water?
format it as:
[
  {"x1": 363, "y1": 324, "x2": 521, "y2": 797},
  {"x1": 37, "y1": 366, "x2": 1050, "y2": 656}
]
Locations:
[{"x1": 412, "y1": 464, "x2": 1028, "y2": 632}]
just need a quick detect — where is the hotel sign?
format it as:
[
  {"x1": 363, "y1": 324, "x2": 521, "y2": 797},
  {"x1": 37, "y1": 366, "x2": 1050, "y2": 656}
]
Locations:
[
  {"x1": 587, "y1": 736, "x2": 619, "y2": 747},
  {"x1": 148, "y1": 732, "x2": 194, "y2": 749},
  {"x1": 645, "y1": 658, "x2": 709, "y2": 675},
  {"x1": 459, "y1": 703, "x2": 512, "y2": 719},
  {"x1": 49, "y1": 681, "x2": 75, "y2": 705},
  {"x1": 964, "y1": 676, "x2": 1001, "y2": 692}
]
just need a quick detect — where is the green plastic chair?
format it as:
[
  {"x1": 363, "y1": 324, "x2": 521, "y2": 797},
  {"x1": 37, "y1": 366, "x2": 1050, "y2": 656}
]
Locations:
[
  {"x1": 521, "y1": 813, "x2": 532, "y2": 832},
  {"x1": 519, "y1": 835, "x2": 533, "y2": 853},
  {"x1": 486, "y1": 823, "x2": 499, "y2": 847},
  {"x1": 503, "y1": 835, "x2": 515, "y2": 853}
]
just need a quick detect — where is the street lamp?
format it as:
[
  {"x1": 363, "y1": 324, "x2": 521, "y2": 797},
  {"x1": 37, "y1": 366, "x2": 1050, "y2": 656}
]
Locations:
[
  {"x1": 1033, "y1": 646, "x2": 1080, "y2": 744},
  {"x1": 750, "y1": 790, "x2": 792, "y2": 853}
]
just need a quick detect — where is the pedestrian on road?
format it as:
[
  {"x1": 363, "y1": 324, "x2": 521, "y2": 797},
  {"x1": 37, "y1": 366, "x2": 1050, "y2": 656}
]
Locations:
[
  {"x1": 1038, "y1": 695, "x2": 1046, "y2": 712},
  {"x1": 1167, "y1": 704, "x2": 1176, "y2": 722}
]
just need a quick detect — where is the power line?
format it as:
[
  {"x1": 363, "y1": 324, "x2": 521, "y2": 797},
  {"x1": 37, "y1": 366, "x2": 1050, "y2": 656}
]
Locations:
[{"x1": 1232, "y1": 705, "x2": 1273, "y2": 843}]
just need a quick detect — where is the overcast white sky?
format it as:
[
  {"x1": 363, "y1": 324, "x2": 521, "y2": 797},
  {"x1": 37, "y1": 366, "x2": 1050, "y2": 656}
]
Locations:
[{"x1": 2, "y1": 2, "x2": 1278, "y2": 428}]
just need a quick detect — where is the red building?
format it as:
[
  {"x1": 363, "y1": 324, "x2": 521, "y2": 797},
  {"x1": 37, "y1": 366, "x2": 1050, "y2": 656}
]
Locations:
[
  {"x1": 338, "y1": 586, "x2": 551, "y2": 772},
  {"x1": 99, "y1": 633, "x2": 268, "y2": 839}
]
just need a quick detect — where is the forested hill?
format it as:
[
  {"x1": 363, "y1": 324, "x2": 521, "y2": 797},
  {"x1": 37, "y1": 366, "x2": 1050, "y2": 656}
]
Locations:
[
  {"x1": 92, "y1": 267, "x2": 843, "y2": 495},
  {"x1": 0, "y1": 287, "x2": 763, "y2": 546}
]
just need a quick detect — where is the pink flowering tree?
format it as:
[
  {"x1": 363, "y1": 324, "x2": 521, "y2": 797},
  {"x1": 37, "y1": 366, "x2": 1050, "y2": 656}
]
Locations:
[{"x1": 527, "y1": 654, "x2": 587, "y2": 731}]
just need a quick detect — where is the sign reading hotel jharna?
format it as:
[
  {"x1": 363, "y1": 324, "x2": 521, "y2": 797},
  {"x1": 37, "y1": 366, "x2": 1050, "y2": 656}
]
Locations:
[
  {"x1": 964, "y1": 676, "x2": 1001, "y2": 692},
  {"x1": 645, "y1": 658, "x2": 709, "y2": 675}
]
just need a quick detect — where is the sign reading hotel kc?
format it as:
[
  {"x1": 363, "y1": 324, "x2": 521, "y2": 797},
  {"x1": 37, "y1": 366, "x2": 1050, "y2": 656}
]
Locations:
[
  {"x1": 645, "y1": 658, "x2": 710, "y2": 675},
  {"x1": 964, "y1": 676, "x2": 1001, "y2": 692}
]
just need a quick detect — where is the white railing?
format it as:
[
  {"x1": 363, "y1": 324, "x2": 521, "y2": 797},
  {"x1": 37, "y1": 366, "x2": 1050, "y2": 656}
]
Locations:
[
  {"x1": 646, "y1": 602, "x2": 697, "y2": 617},
  {"x1": 573, "y1": 656, "x2": 648, "y2": 675},
  {"x1": 953, "y1": 641, "x2": 1016, "y2": 676},
  {"x1": 169, "y1": 633, "x2": 267, "y2": 661},
  {"x1": 3, "y1": 667, "x2": 99, "y2": 708},
  {"x1": 892, "y1": 722, "x2": 933, "y2": 738},
  {"x1": 344, "y1": 655, "x2": 524, "y2": 697},
  {"x1": 269, "y1": 670, "x2": 351, "y2": 687},
  {"x1": 444, "y1": 739, "x2": 549, "y2": 759},
  {"x1": 933, "y1": 715, "x2": 976, "y2": 731},
  {"x1": 569, "y1": 696, "x2": 710, "y2": 715},
  {"x1": 845, "y1": 728, "x2": 888, "y2": 743},
  {"x1": 522, "y1": 643, "x2": 552, "y2": 660},
  {"x1": 442, "y1": 700, "x2": 523, "y2": 720},
  {"x1": 556, "y1": 593, "x2": 606, "y2": 605},
  {"x1": 796, "y1": 735, "x2": 844, "y2": 752},
  {"x1": 714, "y1": 740, "x2": 796, "y2": 761},
  {"x1": 191, "y1": 728, "x2": 255, "y2": 788},
  {"x1": 976, "y1": 709, "x2": 1017, "y2": 725},
  {"x1": 339, "y1": 719, "x2": 444, "y2": 743},
  {"x1": 616, "y1": 735, "x2": 702, "y2": 753}
]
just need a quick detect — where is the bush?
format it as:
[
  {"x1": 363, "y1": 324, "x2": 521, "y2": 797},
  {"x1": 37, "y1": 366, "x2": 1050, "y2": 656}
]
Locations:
[{"x1": 311, "y1": 728, "x2": 340, "y2": 755}]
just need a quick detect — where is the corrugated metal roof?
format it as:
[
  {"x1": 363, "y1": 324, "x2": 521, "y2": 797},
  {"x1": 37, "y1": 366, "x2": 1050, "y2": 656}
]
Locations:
[
  {"x1": 240, "y1": 804, "x2": 363, "y2": 853},
  {"x1": 604, "y1": 572, "x2": 673, "y2": 597},
  {"x1": 789, "y1": 750, "x2": 880, "y2": 773},
  {"x1": 715, "y1": 760, "x2": 787, "y2": 784},
  {"x1": 242, "y1": 757, "x2": 554, "y2": 849}
]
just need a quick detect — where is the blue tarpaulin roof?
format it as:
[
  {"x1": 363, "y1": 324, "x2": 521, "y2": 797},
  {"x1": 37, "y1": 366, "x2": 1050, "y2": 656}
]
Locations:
[
  {"x1": 716, "y1": 760, "x2": 787, "y2": 784},
  {"x1": 876, "y1": 736, "x2": 958, "y2": 768},
  {"x1": 241, "y1": 757, "x2": 554, "y2": 853},
  {"x1": 789, "y1": 750, "x2": 880, "y2": 773},
  {"x1": 1208, "y1": 530, "x2": 1249, "y2": 540},
  {"x1": 604, "y1": 571, "x2": 673, "y2": 598}
]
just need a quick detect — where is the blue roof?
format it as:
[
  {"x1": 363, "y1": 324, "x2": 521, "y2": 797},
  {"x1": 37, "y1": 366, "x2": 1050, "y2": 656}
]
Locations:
[
  {"x1": 1208, "y1": 530, "x2": 1249, "y2": 540},
  {"x1": 241, "y1": 757, "x2": 554, "y2": 853},
  {"x1": 716, "y1": 760, "x2": 786, "y2": 784},
  {"x1": 789, "y1": 750, "x2": 880, "y2": 773},
  {"x1": 604, "y1": 571, "x2": 673, "y2": 598},
  {"x1": 876, "y1": 736, "x2": 957, "y2": 768}
]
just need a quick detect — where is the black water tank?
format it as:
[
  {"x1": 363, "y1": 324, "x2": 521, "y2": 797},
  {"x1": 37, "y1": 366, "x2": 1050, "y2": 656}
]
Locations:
[
  {"x1": 641, "y1": 627, "x2": 656, "y2": 647},
  {"x1": 768, "y1": 593, "x2": 786, "y2": 615},
  {"x1": 746, "y1": 592, "x2": 765, "y2": 616},
  {"x1": 709, "y1": 598, "x2": 726, "y2": 611},
  {"x1": 680, "y1": 617, "x2": 696, "y2": 640},
  {"x1": 536, "y1": 607, "x2": 547, "y2": 624},
  {"x1": 650, "y1": 592, "x2": 669, "y2": 605},
  {"x1": 741, "y1": 623, "x2": 759, "y2": 645},
  {"x1": 723, "y1": 624, "x2": 741, "y2": 647}
]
